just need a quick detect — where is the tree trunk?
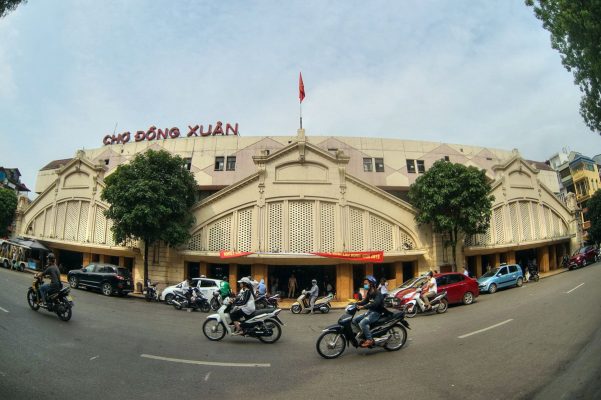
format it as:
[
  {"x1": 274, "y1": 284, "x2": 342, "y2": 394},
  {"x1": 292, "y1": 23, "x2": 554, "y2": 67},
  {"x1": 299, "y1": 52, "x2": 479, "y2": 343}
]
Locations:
[
  {"x1": 143, "y1": 239, "x2": 150, "y2": 287},
  {"x1": 451, "y1": 227, "x2": 458, "y2": 272}
]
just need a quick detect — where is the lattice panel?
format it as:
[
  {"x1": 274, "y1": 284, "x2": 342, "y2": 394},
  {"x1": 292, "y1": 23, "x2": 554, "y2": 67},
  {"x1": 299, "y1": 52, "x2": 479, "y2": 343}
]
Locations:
[
  {"x1": 34, "y1": 214, "x2": 43, "y2": 237},
  {"x1": 484, "y1": 227, "x2": 493, "y2": 245},
  {"x1": 349, "y1": 207, "x2": 364, "y2": 251},
  {"x1": 289, "y1": 201, "x2": 314, "y2": 253},
  {"x1": 188, "y1": 229, "x2": 203, "y2": 251},
  {"x1": 552, "y1": 212, "x2": 560, "y2": 237},
  {"x1": 399, "y1": 231, "x2": 415, "y2": 250},
  {"x1": 55, "y1": 202, "x2": 67, "y2": 239},
  {"x1": 237, "y1": 208, "x2": 253, "y2": 252},
  {"x1": 519, "y1": 202, "x2": 532, "y2": 241},
  {"x1": 268, "y1": 202, "x2": 283, "y2": 252},
  {"x1": 208, "y1": 216, "x2": 232, "y2": 251},
  {"x1": 543, "y1": 207, "x2": 552, "y2": 238},
  {"x1": 531, "y1": 203, "x2": 541, "y2": 240},
  {"x1": 493, "y1": 207, "x2": 505, "y2": 244},
  {"x1": 370, "y1": 214, "x2": 394, "y2": 251},
  {"x1": 77, "y1": 202, "x2": 89, "y2": 242},
  {"x1": 509, "y1": 202, "x2": 519, "y2": 242},
  {"x1": 64, "y1": 201, "x2": 79, "y2": 241},
  {"x1": 43, "y1": 207, "x2": 53, "y2": 237},
  {"x1": 320, "y1": 202, "x2": 335, "y2": 252},
  {"x1": 94, "y1": 207, "x2": 107, "y2": 244}
]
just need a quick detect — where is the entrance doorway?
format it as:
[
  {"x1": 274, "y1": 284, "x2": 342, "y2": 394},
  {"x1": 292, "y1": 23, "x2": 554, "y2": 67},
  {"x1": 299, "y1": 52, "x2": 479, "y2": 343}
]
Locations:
[
  {"x1": 209, "y1": 264, "x2": 229, "y2": 281},
  {"x1": 58, "y1": 250, "x2": 83, "y2": 272},
  {"x1": 237, "y1": 265, "x2": 251, "y2": 281},
  {"x1": 402, "y1": 262, "x2": 415, "y2": 282},
  {"x1": 187, "y1": 262, "x2": 200, "y2": 279},
  {"x1": 267, "y1": 265, "x2": 336, "y2": 298}
]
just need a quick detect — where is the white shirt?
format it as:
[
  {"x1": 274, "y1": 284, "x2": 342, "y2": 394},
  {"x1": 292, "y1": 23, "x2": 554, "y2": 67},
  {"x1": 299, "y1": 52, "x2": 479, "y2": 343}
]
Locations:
[
  {"x1": 463, "y1": 269, "x2": 469, "y2": 277},
  {"x1": 427, "y1": 277, "x2": 437, "y2": 295},
  {"x1": 378, "y1": 282, "x2": 388, "y2": 295}
]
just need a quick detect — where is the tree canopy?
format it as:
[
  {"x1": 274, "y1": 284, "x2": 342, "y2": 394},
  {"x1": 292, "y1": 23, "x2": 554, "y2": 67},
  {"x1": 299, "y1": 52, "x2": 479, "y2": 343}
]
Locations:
[
  {"x1": 101, "y1": 150, "x2": 197, "y2": 283},
  {"x1": 0, "y1": 0, "x2": 26, "y2": 19},
  {"x1": 0, "y1": 187, "x2": 18, "y2": 237},
  {"x1": 408, "y1": 160, "x2": 494, "y2": 271},
  {"x1": 586, "y1": 189, "x2": 601, "y2": 245},
  {"x1": 526, "y1": 0, "x2": 601, "y2": 134}
]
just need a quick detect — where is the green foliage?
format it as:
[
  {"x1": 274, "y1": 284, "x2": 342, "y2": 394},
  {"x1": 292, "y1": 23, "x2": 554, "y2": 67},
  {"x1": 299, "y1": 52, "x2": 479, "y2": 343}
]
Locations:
[
  {"x1": 408, "y1": 160, "x2": 494, "y2": 270},
  {"x1": 0, "y1": 188, "x2": 18, "y2": 237},
  {"x1": 0, "y1": 0, "x2": 27, "y2": 18},
  {"x1": 101, "y1": 150, "x2": 197, "y2": 282},
  {"x1": 587, "y1": 189, "x2": 601, "y2": 245},
  {"x1": 526, "y1": 0, "x2": 601, "y2": 134}
]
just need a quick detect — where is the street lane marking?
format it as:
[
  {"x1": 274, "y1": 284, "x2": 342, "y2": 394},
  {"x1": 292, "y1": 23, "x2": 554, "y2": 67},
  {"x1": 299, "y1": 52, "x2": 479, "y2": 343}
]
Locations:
[
  {"x1": 140, "y1": 354, "x2": 271, "y2": 368},
  {"x1": 458, "y1": 319, "x2": 513, "y2": 339},
  {"x1": 566, "y1": 283, "x2": 584, "y2": 294},
  {"x1": 0, "y1": 306, "x2": 8, "y2": 313},
  {"x1": 204, "y1": 372, "x2": 211, "y2": 381}
]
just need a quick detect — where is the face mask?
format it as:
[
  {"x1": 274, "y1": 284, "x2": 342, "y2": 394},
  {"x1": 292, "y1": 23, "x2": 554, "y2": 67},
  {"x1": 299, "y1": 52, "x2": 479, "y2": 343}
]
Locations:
[{"x1": 363, "y1": 284, "x2": 370, "y2": 290}]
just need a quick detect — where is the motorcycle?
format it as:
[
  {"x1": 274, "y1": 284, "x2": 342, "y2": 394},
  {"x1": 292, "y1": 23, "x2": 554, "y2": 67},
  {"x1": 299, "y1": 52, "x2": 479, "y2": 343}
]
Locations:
[
  {"x1": 524, "y1": 266, "x2": 539, "y2": 283},
  {"x1": 255, "y1": 293, "x2": 280, "y2": 309},
  {"x1": 291, "y1": 290, "x2": 333, "y2": 314},
  {"x1": 315, "y1": 303, "x2": 409, "y2": 359},
  {"x1": 202, "y1": 296, "x2": 284, "y2": 343},
  {"x1": 398, "y1": 287, "x2": 448, "y2": 317},
  {"x1": 144, "y1": 280, "x2": 160, "y2": 302},
  {"x1": 210, "y1": 290, "x2": 224, "y2": 311},
  {"x1": 27, "y1": 275, "x2": 74, "y2": 321},
  {"x1": 172, "y1": 287, "x2": 211, "y2": 312}
]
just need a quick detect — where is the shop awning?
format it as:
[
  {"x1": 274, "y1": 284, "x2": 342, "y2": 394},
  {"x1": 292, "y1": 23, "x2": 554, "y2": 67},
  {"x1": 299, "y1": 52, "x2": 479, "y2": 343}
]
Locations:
[{"x1": 7, "y1": 237, "x2": 50, "y2": 251}]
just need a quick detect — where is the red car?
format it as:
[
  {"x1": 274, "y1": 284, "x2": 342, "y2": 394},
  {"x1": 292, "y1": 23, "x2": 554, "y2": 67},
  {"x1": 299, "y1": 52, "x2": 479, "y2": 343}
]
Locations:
[
  {"x1": 393, "y1": 272, "x2": 479, "y2": 306},
  {"x1": 568, "y1": 245, "x2": 599, "y2": 270}
]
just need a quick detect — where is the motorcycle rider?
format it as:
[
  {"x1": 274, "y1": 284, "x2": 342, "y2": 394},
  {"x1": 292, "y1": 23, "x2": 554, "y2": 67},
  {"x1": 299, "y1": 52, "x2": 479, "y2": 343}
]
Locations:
[
  {"x1": 308, "y1": 279, "x2": 319, "y2": 314},
  {"x1": 219, "y1": 280, "x2": 231, "y2": 299},
  {"x1": 353, "y1": 275, "x2": 385, "y2": 348},
  {"x1": 37, "y1": 253, "x2": 61, "y2": 305},
  {"x1": 421, "y1": 271, "x2": 437, "y2": 310},
  {"x1": 231, "y1": 277, "x2": 256, "y2": 333}
]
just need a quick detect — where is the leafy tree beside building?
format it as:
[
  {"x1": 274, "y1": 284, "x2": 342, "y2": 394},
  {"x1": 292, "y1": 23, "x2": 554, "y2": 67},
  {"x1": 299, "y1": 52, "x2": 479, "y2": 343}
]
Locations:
[
  {"x1": 101, "y1": 150, "x2": 197, "y2": 285},
  {"x1": 587, "y1": 189, "x2": 601, "y2": 245},
  {"x1": 0, "y1": 187, "x2": 18, "y2": 237},
  {"x1": 408, "y1": 160, "x2": 494, "y2": 271}
]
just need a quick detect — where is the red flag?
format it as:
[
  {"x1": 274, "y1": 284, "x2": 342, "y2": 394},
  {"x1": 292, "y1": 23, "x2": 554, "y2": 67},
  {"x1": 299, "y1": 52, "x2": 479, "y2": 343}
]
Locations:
[{"x1": 299, "y1": 72, "x2": 305, "y2": 103}]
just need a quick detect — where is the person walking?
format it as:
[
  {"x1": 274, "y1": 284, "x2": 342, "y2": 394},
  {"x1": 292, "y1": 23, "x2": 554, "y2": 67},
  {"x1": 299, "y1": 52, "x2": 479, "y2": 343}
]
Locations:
[
  {"x1": 377, "y1": 277, "x2": 388, "y2": 295},
  {"x1": 288, "y1": 273, "x2": 297, "y2": 298}
]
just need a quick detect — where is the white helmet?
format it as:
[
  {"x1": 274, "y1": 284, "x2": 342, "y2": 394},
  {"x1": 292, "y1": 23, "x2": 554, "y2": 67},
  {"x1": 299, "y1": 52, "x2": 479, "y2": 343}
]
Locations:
[{"x1": 237, "y1": 277, "x2": 252, "y2": 286}]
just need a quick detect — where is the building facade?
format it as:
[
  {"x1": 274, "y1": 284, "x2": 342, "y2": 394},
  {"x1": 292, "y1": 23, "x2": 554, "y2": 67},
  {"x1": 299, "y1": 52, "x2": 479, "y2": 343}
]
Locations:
[{"x1": 17, "y1": 130, "x2": 578, "y2": 299}]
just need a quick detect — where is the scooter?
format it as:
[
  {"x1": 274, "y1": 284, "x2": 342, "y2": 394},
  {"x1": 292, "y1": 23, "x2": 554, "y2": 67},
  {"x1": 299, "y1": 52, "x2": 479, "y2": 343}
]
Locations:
[
  {"x1": 399, "y1": 287, "x2": 448, "y2": 317},
  {"x1": 143, "y1": 280, "x2": 160, "y2": 302},
  {"x1": 291, "y1": 290, "x2": 333, "y2": 314},
  {"x1": 315, "y1": 303, "x2": 410, "y2": 359},
  {"x1": 524, "y1": 266, "x2": 539, "y2": 283},
  {"x1": 202, "y1": 297, "x2": 284, "y2": 343},
  {"x1": 27, "y1": 275, "x2": 74, "y2": 321},
  {"x1": 172, "y1": 287, "x2": 211, "y2": 312},
  {"x1": 255, "y1": 293, "x2": 280, "y2": 309}
]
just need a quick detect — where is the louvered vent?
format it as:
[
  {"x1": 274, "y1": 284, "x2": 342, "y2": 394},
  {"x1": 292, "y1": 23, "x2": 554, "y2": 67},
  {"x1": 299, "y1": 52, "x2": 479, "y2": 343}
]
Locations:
[{"x1": 289, "y1": 201, "x2": 314, "y2": 253}]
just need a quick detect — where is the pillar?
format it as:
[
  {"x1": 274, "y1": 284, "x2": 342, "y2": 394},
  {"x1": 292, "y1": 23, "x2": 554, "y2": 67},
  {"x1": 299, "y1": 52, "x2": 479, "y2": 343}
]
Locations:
[
  {"x1": 492, "y1": 253, "x2": 500, "y2": 269},
  {"x1": 200, "y1": 262, "x2": 208, "y2": 277},
  {"x1": 82, "y1": 252, "x2": 91, "y2": 267},
  {"x1": 507, "y1": 251, "x2": 516, "y2": 264},
  {"x1": 251, "y1": 264, "x2": 268, "y2": 289},
  {"x1": 119, "y1": 256, "x2": 125, "y2": 267},
  {"x1": 475, "y1": 256, "x2": 483, "y2": 277},
  {"x1": 537, "y1": 246, "x2": 549, "y2": 273},
  {"x1": 549, "y1": 245, "x2": 557, "y2": 270},
  {"x1": 393, "y1": 262, "x2": 403, "y2": 288},
  {"x1": 336, "y1": 264, "x2": 353, "y2": 301},
  {"x1": 229, "y1": 264, "x2": 238, "y2": 292},
  {"x1": 365, "y1": 263, "x2": 374, "y2": 277}
]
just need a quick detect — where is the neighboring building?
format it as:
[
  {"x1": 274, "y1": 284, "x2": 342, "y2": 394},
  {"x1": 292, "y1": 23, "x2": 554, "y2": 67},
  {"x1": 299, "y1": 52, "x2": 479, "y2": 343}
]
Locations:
[
  {"x1": 0, "y1": 167, "x2": 31, "y2": 237},
  {"x1": 17, "y1": 130, "x2": 578, "y2": 299},
  {"x1": 570, "y1": 154, "x2": 601, "y2": 241}
]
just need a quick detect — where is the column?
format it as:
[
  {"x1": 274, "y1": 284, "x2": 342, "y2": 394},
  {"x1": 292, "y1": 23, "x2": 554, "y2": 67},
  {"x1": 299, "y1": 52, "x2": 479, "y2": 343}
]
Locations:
[
  {"x1": 82, "y1": 252, "x2": 91, "y2": 267},
  {"x1": 251, "y1": 264, "x2": 268, "y2": 286},
  {"x1": 492, "y1": 253, "x2": 500, "y2": 269},
  {"x1": 200, "y1": 262, "x2": 208, "y2": 277},
  {"x1": 537, "y1": 247, "x2": 549, "y2": 272},
  {"x1": 336, "y1": 264, "x2": 353, "y2": 301},
  {"x1": 365, "y1": 263, "x2": 374, "y2": 277},
  {"x1": 393, "y1": 262, "x2": 403, "y2": 288},
  {"x1": 229, "y1": 264, "x2": 238, "y2": 292},
  {"x1": 475, "y1": 256, "x2": 483, "y2": 277},
  {"x1": 507, "y1": 251, "x2": 516, "y2": 264},
  {"x1": 549, "y1": 245, "x2": 557, "y2": 270}
]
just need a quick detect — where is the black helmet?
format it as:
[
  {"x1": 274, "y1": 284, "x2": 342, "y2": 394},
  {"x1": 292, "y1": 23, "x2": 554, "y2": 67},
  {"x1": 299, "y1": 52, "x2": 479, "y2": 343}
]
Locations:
[{"x1": 47, "y1": 253, "x2": 56, "y2": 262}]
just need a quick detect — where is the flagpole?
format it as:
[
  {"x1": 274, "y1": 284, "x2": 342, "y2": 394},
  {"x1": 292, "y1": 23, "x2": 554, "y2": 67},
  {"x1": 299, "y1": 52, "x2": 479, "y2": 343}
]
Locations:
[{"x1": 300, "y1": 101, "x2": 303, "y2": 129}]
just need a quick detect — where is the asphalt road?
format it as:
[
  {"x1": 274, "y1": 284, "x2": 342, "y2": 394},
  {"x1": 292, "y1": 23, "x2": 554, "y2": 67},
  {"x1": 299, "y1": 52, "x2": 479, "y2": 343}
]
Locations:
[{"x1": 0, "y1": 264, "x2": 600, "y2": 400}]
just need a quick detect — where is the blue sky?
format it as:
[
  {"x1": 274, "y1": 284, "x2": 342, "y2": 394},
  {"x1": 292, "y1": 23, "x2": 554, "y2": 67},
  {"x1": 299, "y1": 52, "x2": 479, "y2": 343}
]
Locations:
[{"x1": 1, "y1": 0, "x2": 599, "y2": 194}]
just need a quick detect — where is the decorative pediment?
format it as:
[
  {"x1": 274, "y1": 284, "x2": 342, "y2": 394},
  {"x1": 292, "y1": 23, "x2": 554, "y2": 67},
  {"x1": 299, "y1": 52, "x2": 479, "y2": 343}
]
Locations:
[
  {"x1": 63, "y1": 171, "x2": 91, "y2": 188},
  {"x1": 275, "y1": 161, "x2": 329, "y2": 183},
  {"x1": 508, "y1": 170, "x2": 534, "y2": 189}
]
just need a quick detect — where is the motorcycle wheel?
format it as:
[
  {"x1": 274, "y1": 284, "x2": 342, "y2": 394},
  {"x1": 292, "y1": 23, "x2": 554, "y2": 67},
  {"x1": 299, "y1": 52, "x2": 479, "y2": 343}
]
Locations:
[
  {"x1": 56, "y1": 299, "x2": 72, "y2": 322},
  {"x1": 173, "y1": 302, "x2": 182, "y2": 310},
  {"x1": 210, "y1": 298, "x2": 220, "y2": 311},
  {"x1": 405, "y1": 303, "x2": 418, "y2": 318},
  {"x1": 290, "y1": 304, "x2": 302, "y2": 314},
  {"x1": 436, "y1": 299, "x2": 448, "y2": 314},
  {"x1": 320, "y1": 304, "x2": 331, "y2": 314},
  {"x1": 164, "y1": 294, "x2": 174, "y2": 305},
  {"x1": 202, "y1": 319, "x2": 226, "y2": 341},
  {"x1": 258, "y1": 319, "x2": 282, "y2": 344},
  {"x1": 145, "y1": 293, "x2": 152, "y2": 302},
  {"x1": 316, "y1": 331, "x2": 346, "y2": 359},
  {"x1": 27, "y1": 288, "x2": 40, "y2": 311},
  {"x1": 383, "y1": 324, "x2": 408, "y2": 351},
  {"x1": 201, "y1": 302, "x2": 211, "y2": 313},
  {"x1": 534, "y1": 275, "x2": 540, "y2": 282}
]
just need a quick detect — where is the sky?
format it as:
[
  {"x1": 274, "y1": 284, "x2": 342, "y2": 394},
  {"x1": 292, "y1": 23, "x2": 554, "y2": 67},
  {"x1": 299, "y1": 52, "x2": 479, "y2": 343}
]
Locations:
[{"x1": 1, "y1": 0, "x2": 599, "y2": 196}]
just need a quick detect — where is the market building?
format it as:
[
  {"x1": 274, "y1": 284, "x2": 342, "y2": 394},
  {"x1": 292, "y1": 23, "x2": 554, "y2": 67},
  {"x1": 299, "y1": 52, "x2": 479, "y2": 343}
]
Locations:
[{"x1": 16, "y1": 128, "x2": 579, "y2": 300}]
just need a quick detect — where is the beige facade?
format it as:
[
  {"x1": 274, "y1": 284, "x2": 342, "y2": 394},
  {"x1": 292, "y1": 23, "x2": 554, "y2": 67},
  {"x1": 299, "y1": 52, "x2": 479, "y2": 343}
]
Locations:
[{"x1": 18, "y1": 130, "x2": 577, "y2": 300}]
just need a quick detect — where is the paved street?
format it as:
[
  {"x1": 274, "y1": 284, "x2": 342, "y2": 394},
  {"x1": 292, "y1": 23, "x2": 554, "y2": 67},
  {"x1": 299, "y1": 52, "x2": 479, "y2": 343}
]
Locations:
[{"x1": 1, "y1": 265, "x2": 600, "y2": 400}]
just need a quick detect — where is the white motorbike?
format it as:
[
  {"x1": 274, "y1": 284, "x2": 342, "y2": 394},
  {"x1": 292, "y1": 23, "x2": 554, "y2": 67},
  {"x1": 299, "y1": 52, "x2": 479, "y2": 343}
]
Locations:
[
  {"x1": 202, "y1": 297, "x2": 284, "y2": 343},
  {"x1": 291, "y1": 290, "x2": 333, "y2": 314},
  {"x1": 400, "y1": 287, "x2": 448, "y2": 318}
]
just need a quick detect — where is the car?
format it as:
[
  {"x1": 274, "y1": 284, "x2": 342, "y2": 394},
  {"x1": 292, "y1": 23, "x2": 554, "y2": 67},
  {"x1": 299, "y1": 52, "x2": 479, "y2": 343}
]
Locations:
[
  {"x1": 68, "y1": 263, "x2": 133, "y2": 296},
  {"x1": 388, "y1": 276, "x2": 427, "y2": 298},
  {"x1": 160, "y1": 277, "x2": 224, "y2": 304},
  {"x1": 435, "y1": 272, "x2": 480, "y2": 305},
  {"x1": 568, "y1": 245, "x2": 599, "y2": 270},
  {"x1": 477, "y1": 264, "x2": 524, "y2": 294}
]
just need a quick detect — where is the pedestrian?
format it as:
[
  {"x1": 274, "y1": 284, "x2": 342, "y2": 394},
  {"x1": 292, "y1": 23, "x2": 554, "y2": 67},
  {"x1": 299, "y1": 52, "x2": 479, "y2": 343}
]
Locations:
[
  {"x1": 258, "y1": 278, "x2": 266, "y2": 296},
  {"x1": 326, "y1": 281, "x2": 334, "y2": 295},
  {"x1": 272, "y1": 277, "x2": 279, "y2": 296},
  {"x1": 463, "y1": 266, "x2": 469, "y2": 277},
  {"x1": 288, "y1": 273, "x2": 297, "y2": 298},
  {"x1": 377, "y1": 277, "x2": 388, "y2": 295}
]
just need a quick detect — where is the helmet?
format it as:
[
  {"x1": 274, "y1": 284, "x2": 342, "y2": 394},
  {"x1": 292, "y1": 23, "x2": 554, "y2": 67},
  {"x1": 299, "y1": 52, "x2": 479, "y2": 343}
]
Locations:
[
  {"x1": 237, "y1": 277, "x2": 252, "y2": 286},
  {"x1": 47, "y1": 253, "x2": 56, "y2": 262},
  {"x1": 312, "y1": 279, "x2": 317, "y2": 284},
  {"x1": 366, "y1": 275, "x2": 377, "y2": 286}
]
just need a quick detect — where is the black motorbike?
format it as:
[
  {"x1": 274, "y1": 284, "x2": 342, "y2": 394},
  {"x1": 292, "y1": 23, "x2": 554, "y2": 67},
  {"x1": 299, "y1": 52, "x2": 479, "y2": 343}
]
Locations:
[
  {"x1": 172, "y1": 287, "x2": 211, "y2": 312},
  {"x1": 315, "y1": 304, "x2": 409, "y2": 359},
  {"x1": 27, "y1": 275, "x2": 74, "y2": 321},
  {"x1": 255, "y1": 293, "x2": 280, "y2": 309},
  {"x1": 526, "y1": 266, "x2": 540, "y2": 282},
  {"x1": 144, "y1": 280, "x2": 160, "y2": 302}
]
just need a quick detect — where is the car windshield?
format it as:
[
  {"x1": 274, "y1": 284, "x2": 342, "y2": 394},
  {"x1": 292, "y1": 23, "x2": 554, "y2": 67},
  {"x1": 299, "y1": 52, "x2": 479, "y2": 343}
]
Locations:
[
  {"x1": 117, "y1": 268, "x2": 131, "y2": 277},
  {"x1": 481, "y1": 268, "x2": 500, "y2": 278},
  {"x1": 393, "y1": 277, "x2": 422, "y2": 290}
]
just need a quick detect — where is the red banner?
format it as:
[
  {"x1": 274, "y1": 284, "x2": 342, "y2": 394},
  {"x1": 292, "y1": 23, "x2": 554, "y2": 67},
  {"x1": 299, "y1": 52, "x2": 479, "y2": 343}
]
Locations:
[
  {"x1": 219, "y1": 250, "x2": 254, "y2": 259},
  {"x1": 311, "y1": 251, "x2": 384, "y2": 263}
]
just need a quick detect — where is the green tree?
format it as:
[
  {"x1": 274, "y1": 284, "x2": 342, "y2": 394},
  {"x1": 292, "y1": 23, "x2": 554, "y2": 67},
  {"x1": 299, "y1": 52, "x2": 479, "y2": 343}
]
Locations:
[
  {"x1": 587, "y1": 189, "x2": 601, "y2": 245},
  {"x1": 0, "y1": 187, "x2": 18, "y2": 237},
  {"x1": 101, "y1": 150, "x2": 197, "y2": 284},
  {"x1": 408, "y1": 160, "x2": 494, "y2": 271},
  {"x1": 526, "y1": 0, "x2": 601, "y2": 134},
  {"x1": 1, "y1": 0, "x2": 27, "y2": 19}
]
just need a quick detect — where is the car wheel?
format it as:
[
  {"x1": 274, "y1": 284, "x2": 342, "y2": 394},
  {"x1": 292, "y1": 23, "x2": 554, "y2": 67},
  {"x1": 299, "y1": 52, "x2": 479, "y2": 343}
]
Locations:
[
  {"x1": 68, "y1": 276, "x2": 79, "y2": 289},
  {"x1": 164, "y1": 293, "x2": 174, "y2": 305},
  {"x1": 488, "y1": 283, "x2": 497, "y2": 294},
  {"x1": 516, "y1": 277, "x2": 523, "y2": 287},
  {"x1": 2, "y1": 260, "x2": 8, "y2": 269},
  {"x1": 462, "y1": 291, "x2": 474, "y2": 305},
  {"x1": 101, "y1": 282, "x2": 113, "y2": 296}
]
